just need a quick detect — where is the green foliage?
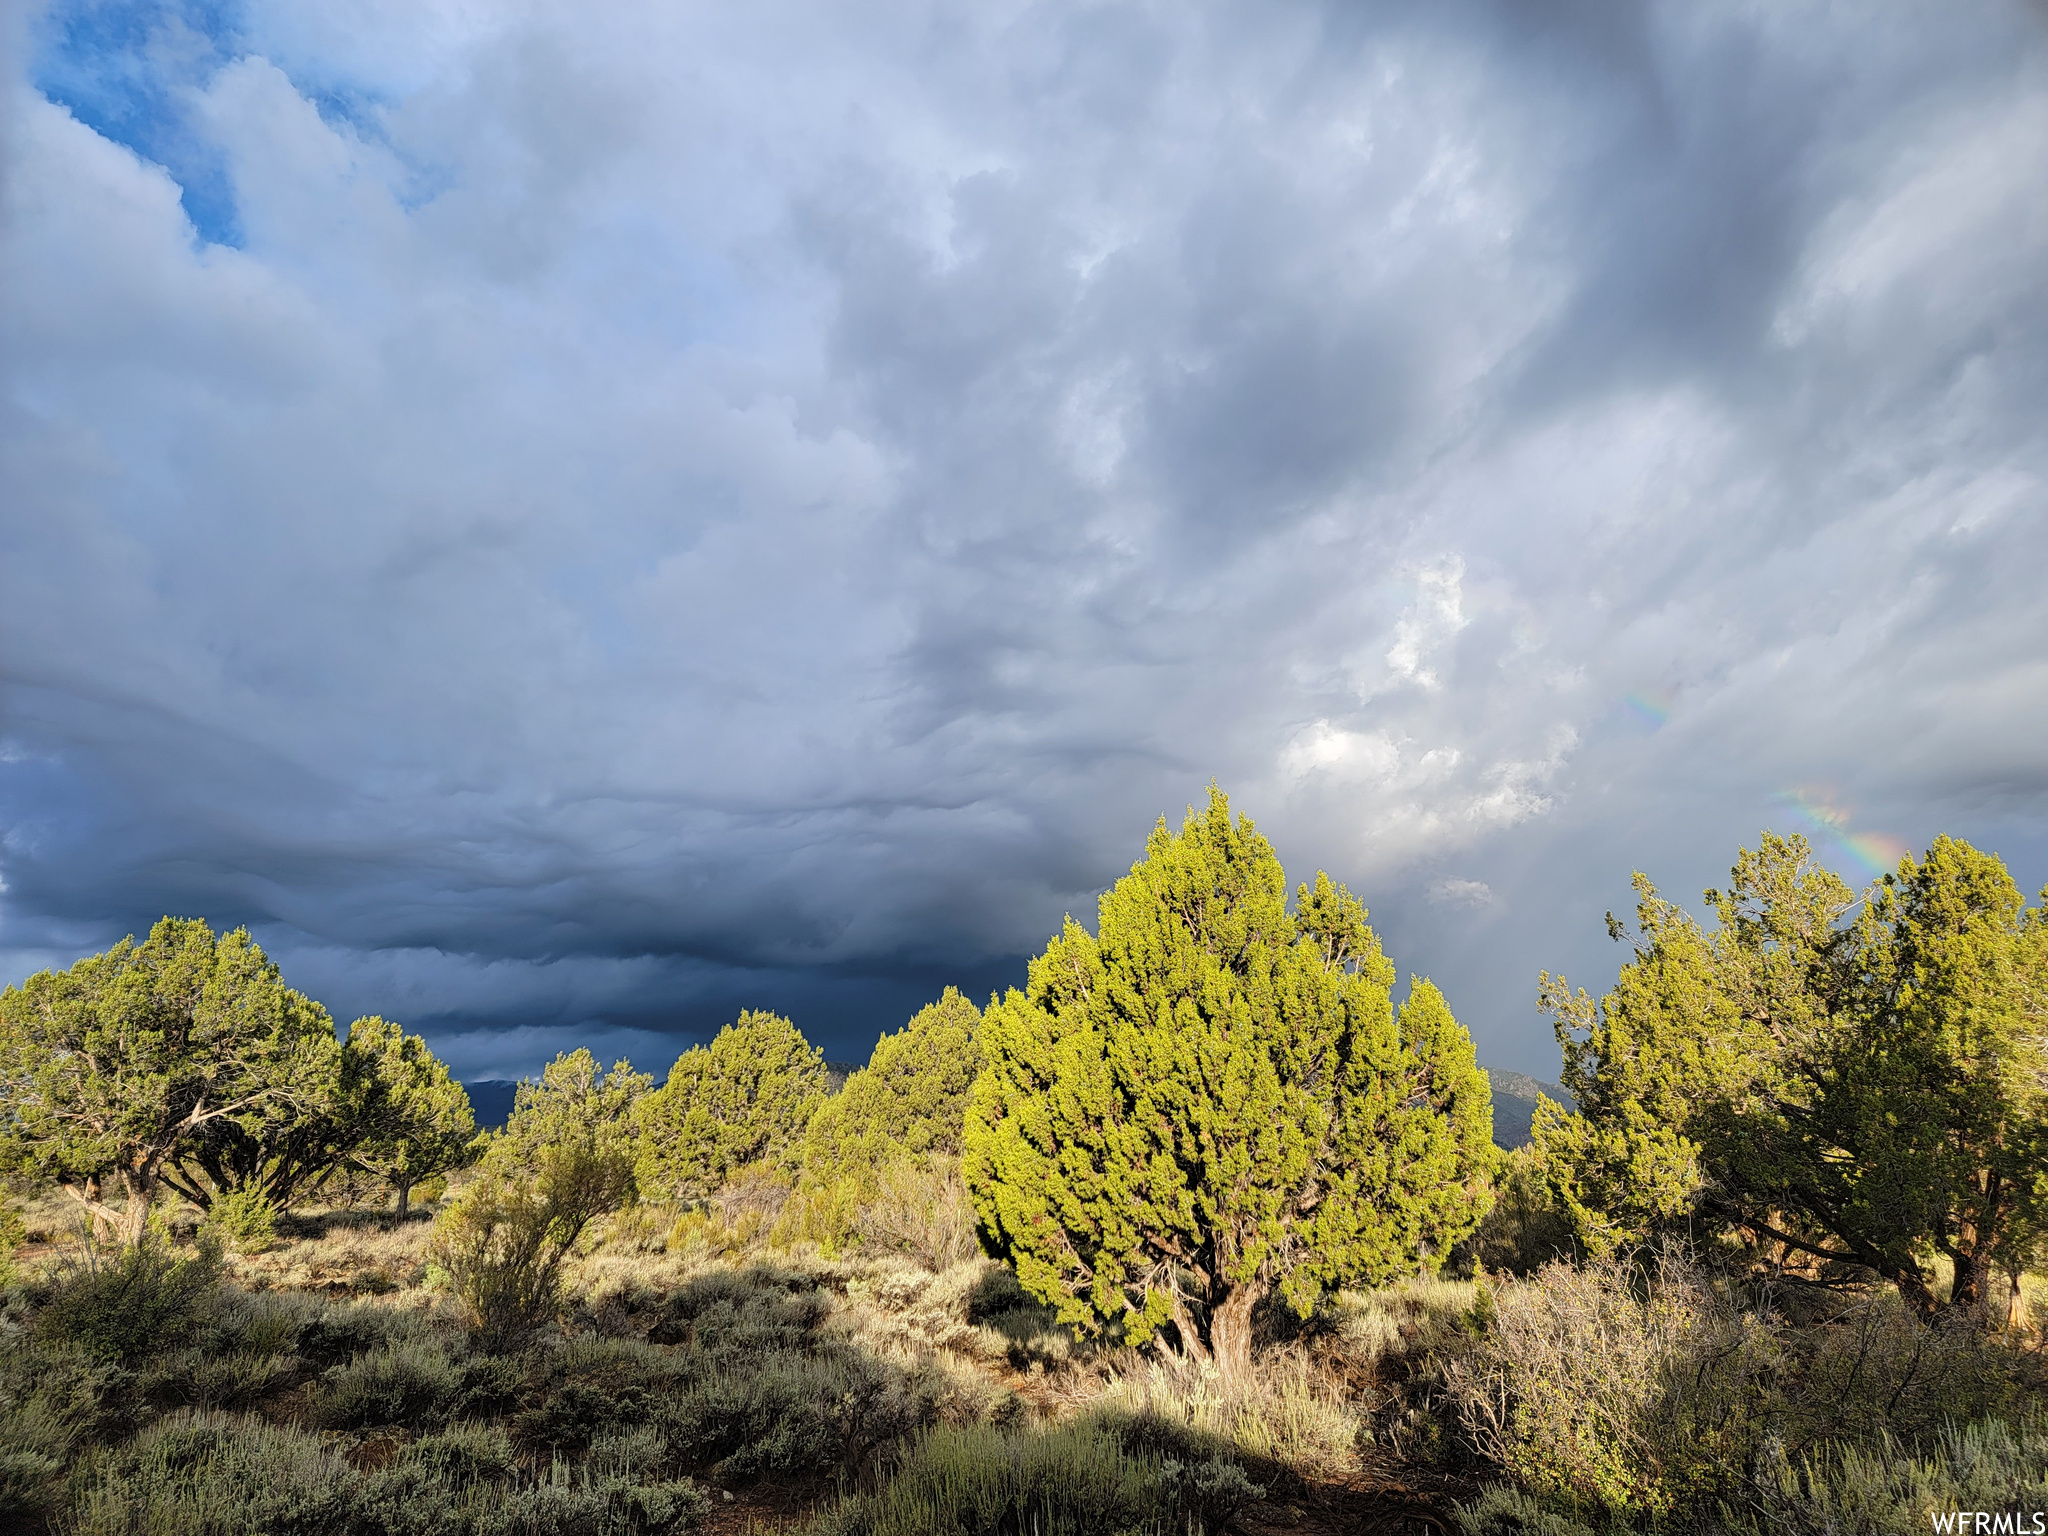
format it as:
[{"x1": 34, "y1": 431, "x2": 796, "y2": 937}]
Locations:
[
  {"x1": 431, "y1": 1050, "x2": 643, "y2": 1349},
  {"x1": 496, "y1": 1049, "x2": 651, "y2": 1172},
  {"x1": 810, "y1": 990, "x2": 983, "y2": 1177},
  {"x1": 33, "y1": 1235, "x2": 223, "y2": 1366},
  {"x1": 1436, "y1": 1253, "x2": 1777, "y2": 1518},
  {"x1": 637, "y1": 1012, "x2": 826, "y2": 1203},
  {"x1": 810, "y1": 1420, "x2": 1193, "y2": 1536},
  {"x1": 0, "y1": 918, "x2": 340, "y2": 1244},
  {"x1": 200, "y1": 1184, "x2": 279, "y2": 1253},
  {"x1": 1534, "y1": 833, "x2": 2048, "y2": 1319},
  {"x1": 0, "y1": 1202, "x2": 22, "y2": 1286},
  {"x1": 852, "y1": 1157, "x2": 981, "y2": 1272},
  {"x1": 1434, "y1": 1248, "x2": 2048, "y2": 1527},
  {"x1": 0, "y1": 1339, "x2": 141, "y2": 1525},
  {"x1": 1461, "y1": 1147, "x2": 1576, "y2": 1276},
  {"x1": 433, "y1": 1149, "x2": 636, "y2": 1352},
  {"x1": 963, "y1": 788, "x2": 1496, "y2": 1381},
  {"x1": 344, "y1": 1015, "x2": 480, "y2": 1215},
  {"x1": 313, "y1": 1338, "x2": 461, "y2": 1429},
  {"x1": 62, "y1": 1408, "x2": 709, "y2": 1536},
  {"x1": 786, "y1": 989, "x2": 982, "y2": 1255},
  {"x1": 1736, "y1": 1416, "x2": 2048, "y2": 1536}
]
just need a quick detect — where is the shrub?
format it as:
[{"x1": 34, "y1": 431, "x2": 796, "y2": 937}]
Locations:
[
  {"x1": 657, "y1": 1347, "x2": 939, "y2": 1482},
  {"x1": 32, "y1": 1235, "x2": 222, "y2": 1365},
  {"x1": 1453, "y1": 1484, "x2": 1599, "y2": 1536},
  {"x1": 853, "y1": 1158, "x2": 980, "y2": 1273},
  {"x1": 1435, "y1": 1252, "x2": 1776, "y2": 1518},
  {"x1": 402, "y1": 1420, "x2": 521, "y2": 1485},
  {"x1": 65, "y1": 1408, "x2": 710, "y2": 1536},
  {"x1": 432, "y1": 1137, "x2": 634, "y2": 1351},
  {"x1": 1460, "y1": 1148, "x2": 1575, "y2": 1277},
  {"x1": 65, "y1": 1410, "x2": 363, "y2": 1536},
  {"x1": 1098, "y1": 1348, "x2": 1365, "y2": 1481},
  {"x1": 1731, "y1": 1415, "x2": 2048, "y2": 1536},
  {"x1": 147, "y1": 1345, "x2": 298, "y2": 1410},
  {"x1": 1778, "y1": 1291, "x2": 2038, "y2": 1453},
  {"x1": 313, "y1": 1338, "x2": 461, "y2": 1429},
  {"x1": 811, "y1": 1421, "x2": 1176, "y2": 1536},
  {"x1": 292, "y1": 1295, "x2": 422, "y2": 1365},
  {"x1": 0, "y1": 1203, "x2": 24, "y2": 1286},
  {"x1": 200, "y1": 1185, "x2": 279, "y2": 1254}
]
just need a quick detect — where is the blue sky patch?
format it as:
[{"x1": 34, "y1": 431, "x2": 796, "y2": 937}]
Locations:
[{"x1": 33, "y1": 0, "x2": 246, "y2": 246}]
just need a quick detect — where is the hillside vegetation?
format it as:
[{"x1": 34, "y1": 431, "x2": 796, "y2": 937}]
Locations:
[{"x1": 2, "y1": 791, "x2": 2044, "y2": 1535}]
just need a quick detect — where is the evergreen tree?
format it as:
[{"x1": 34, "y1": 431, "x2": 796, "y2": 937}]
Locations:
[
  {"x1": 963, "y1": 788, "x2": 1495, "y2": 1384},
  {"x1": 783, "y1": 987, "x2": 982, "y2": 1252},
  {"x1": 636, "y1": 1011, "x2": 826, "y2": 1203},
  {"x1": 497, "y1": 1049, "x2": 649, "y2": 1174},
  {"x1": 0, "y1": 919, "x2": 338, "y2": 1244},
  {"x1": 345, "y1": 1017, "x2": 480, "y2": 1216},
  {"x1": 164, "y1": 1023, "x2": 373, "y2": 1215},
  {"x1": 804, "y1": 986, "x2": 982, "y2": 1178},
  {"x1": 1534, "y1": 832, "x2": 2048, "y2": 1322}
]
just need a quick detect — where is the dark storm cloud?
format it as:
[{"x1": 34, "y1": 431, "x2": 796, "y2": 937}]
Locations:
[{"x1": 4, "y1": 0, "x2": 2046, "y2": 1080}]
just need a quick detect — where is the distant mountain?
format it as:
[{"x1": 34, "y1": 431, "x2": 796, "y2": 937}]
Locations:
[
  {"x1": 1486, "y1": 1068, "x2": 1573, "y2": 1151},
  {"x1": 464, "y1": 1079, "x2": 520, "y2": 1131}
]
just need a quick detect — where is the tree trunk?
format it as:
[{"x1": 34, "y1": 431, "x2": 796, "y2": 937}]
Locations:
[
  {"x1": 395, "y1": 1181, "x2": 412, "y2": 1220},
  {"x1": 1166, "y1": 1290, "x2": 1212, "y2": 1367},
  {"x1": 1948, "y1": 1249, "x2": 1988, "y2": 1321},
  {"x1": 61, "y1": 1177, "x2": 122, "y2": 1246},
  {"x1": 1888, "y1": 1261, "x2": 1945, "y2": 1321},
  {"x1": 1210, "y1": 1282, "x2": 1265, "y2": 1390},
  {"x1": 117, "y1": 1164, "x2": 156, "y2": 1247}
]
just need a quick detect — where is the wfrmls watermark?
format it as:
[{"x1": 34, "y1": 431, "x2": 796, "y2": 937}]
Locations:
[{"x1": 1929, "y1": 1515, "x2": 2046, "y2": 1534}]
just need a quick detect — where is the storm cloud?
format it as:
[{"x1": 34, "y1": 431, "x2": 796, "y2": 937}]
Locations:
[{"x1": 4, "y1": 0, "x2": 2046, "y2": 1079}]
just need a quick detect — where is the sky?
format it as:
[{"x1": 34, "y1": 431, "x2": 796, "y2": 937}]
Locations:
[{"x1": 3, "y1": 0, "x2": 2046, "y2": 1084}]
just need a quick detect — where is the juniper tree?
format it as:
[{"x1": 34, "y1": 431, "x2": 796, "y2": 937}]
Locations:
[
  {"x1": 803, "y1": 986, "x2": 982, "y2": 1180},
  {"x1": 344, "y1": 1017, "x2": 480, "y2": 1216},
  {"x1": 962, "y1": 788, "x2": 1496, "y2": 1384},
  {"x1": 635, "y1": 1011, "x2": 827, "y2": 1203},
  {"x1": 0, "y1": 919, "x2": 337, "y2": 1244},
  {"x1": 785, "y1": 987, "x2": 982, "y2": 1252},
  {"x1": 1534, "y1": 832, "x2": 2048, "y2": 1323}
]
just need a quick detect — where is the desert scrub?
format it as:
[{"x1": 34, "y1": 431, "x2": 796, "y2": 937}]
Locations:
[
  {"x1": 30, "y1": 1235, "x2": 223, "y2": 1365},
  {"x1": 1434, "y1": 1253, "x2": 1776, "y2": 1519},
  {"x1": 1453, "y1": 1415, "x2": 2048, "y2": 1536},
  {"x1": 1732, "y1": 1415, "x2": 2048, "y2": 1536},
  {"x1": 63, "y1": 1408, "x2": 710, "y2": 1536},
  {"x1": 812, "y1": 1419, "x2": 1259, "y2": 1536},
  {"x1": 1096, "y1": 1346, "x2": 1365, "y2": 1481},
  {"x1": 0, "y1": 1340, "x2": 137, "y2": 1524},
  {"x1": 200, "y1": 1186, "x2": 279, "y2": 1254},
  {"x1": 1775, "y1": 1291, "x2": 2041, "y2": 1453},
  {"x1": 313, "y1": 1335, "x2": 464, "y2": 1429}
]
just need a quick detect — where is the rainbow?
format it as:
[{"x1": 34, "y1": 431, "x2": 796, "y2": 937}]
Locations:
[
  {"x1": 1622, "y1": 689, "x2": 1674, "y2": 729},
  {"x1": 1773, "y1": 788, "x2": 1910, "y2": 879}
]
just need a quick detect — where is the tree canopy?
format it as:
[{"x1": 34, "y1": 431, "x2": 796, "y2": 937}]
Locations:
[
  {"x1": 344, "y1": 1016, "x2": 481, "y2": 1216},
  {"x1": 636, "y1": 1011, "x2": 827, "y2": 1204},
  {"x1": 803, "y1": 986, "x2": 982, "y2": 1180},
  {"x1": 1533, "y1": 832, "x2": 2048, "y2": 1322},
  {"x1": 0, "y1": 919, "x2": 340, "y2": 1243},
  {"x1": 962, "y1": 788, "x2": 1495, "y2": 1383}
]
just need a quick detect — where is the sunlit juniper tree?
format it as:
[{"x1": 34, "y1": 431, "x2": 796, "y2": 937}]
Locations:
[{"x1": 963, "y1": 788, "x2": 1495, "y2": 1384}]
